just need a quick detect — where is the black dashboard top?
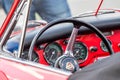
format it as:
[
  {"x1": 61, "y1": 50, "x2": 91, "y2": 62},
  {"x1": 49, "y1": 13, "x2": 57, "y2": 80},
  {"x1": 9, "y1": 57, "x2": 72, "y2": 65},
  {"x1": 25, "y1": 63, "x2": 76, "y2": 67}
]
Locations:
[{"x1": 7, "y1": 12, "x2": 120, "y2": 48}]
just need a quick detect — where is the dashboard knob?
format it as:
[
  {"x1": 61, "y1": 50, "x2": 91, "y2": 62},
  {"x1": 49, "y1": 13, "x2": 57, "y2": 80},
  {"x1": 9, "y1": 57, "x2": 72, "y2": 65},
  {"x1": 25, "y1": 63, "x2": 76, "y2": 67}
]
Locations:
[{"x1": 90, "y1": 46, "x2": 98, "y2": 52}]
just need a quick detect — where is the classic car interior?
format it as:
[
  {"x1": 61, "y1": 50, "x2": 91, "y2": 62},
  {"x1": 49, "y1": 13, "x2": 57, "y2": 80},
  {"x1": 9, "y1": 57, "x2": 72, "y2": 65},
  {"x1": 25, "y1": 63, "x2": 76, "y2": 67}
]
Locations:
[
  {"x1": 5, "y1": 10, "x2": 120, "y2": 72},
  {"x1": 0, "y1": 0, "x2": 120, "y2": 79}
]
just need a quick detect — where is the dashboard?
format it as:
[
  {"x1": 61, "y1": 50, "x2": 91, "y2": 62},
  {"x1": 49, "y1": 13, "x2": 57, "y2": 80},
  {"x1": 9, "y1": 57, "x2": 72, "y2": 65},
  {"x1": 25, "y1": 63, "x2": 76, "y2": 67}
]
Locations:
[
  {"x1": 5, "y1": 12, "x2": 120, "y2": 68},
  {"x1": 35, "y1": 29, "x2": 120, "y2": 67}
]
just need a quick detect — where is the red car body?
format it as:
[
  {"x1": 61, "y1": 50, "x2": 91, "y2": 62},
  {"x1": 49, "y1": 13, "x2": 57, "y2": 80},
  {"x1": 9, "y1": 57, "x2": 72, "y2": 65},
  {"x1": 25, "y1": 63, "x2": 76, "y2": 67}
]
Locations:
[{"x1": 0, "y1": 56, "x2": 70, "y2": 80}]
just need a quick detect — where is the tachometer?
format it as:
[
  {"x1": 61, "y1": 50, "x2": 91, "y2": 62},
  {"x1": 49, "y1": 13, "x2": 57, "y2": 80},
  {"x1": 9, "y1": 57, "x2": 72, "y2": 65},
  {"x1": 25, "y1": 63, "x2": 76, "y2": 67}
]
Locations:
[
  {"x1": 73, "y1": 42, "x2": 88, "y2": 63},
  {"x1": 44, "y1": 42, "x2": 63, "y2": 65}
]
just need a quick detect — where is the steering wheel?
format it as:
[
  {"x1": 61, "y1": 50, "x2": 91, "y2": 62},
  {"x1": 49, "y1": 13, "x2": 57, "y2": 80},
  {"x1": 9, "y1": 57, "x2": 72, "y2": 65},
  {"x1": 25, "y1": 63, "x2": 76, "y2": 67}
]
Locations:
[{"x1": 28, "y1": 19, "x2": 114, "y2": 72}]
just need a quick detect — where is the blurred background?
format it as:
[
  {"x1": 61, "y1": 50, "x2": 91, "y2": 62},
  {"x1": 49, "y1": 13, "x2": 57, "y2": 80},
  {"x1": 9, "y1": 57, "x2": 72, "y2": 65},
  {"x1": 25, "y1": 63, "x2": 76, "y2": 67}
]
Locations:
[{"x1": 0, "y1": 0, "x2": 120, "y2": 26}]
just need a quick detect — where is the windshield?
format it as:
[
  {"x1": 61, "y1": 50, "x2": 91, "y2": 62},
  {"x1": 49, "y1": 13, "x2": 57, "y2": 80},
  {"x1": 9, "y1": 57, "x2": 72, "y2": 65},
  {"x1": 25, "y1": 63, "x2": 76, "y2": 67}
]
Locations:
[{"x1": 0, "y1": 0, "x2": 120, "y2": 27}]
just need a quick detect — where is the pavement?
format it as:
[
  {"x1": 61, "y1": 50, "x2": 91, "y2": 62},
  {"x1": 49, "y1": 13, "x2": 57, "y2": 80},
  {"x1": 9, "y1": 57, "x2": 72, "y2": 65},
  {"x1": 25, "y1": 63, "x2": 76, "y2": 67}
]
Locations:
[{"x1": 0, "y1": 0, "x2": 120, "y2": 26}]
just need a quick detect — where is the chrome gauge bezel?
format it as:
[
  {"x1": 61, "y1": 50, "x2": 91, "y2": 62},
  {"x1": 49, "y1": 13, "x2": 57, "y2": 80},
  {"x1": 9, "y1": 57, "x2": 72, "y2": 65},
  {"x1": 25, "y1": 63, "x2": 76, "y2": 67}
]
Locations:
[
  {"x1": 73, "y1": 42, "x2": 88, "y2": 64},
  {"x1": 100, "y1": 39, "x2": 112, "y2": 52},
  {"x1": 44, "y1": 42, "x2": 63, "y2": 65}
]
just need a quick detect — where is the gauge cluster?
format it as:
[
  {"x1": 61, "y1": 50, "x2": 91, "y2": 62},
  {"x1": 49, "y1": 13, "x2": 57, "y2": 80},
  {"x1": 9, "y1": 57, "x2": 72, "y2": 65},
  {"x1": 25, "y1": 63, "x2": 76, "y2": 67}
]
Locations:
[
  {"x1": 43, "y1": 41, "x2": 88, "y2": 66},
  {"x1": 42, "y1": 40, "x2": 90, "y2": 67},
  {"x1": 36, "y1": 30, "x2": 120, "y2": 67}
]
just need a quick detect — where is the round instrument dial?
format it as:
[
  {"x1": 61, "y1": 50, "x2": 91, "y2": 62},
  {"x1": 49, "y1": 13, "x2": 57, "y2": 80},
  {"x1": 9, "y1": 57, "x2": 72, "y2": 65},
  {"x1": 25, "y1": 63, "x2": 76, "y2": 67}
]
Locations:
[
  {"x1": 100, "y1": 40, "x2": 112, "y2": 52},
  {"x1": 73, "y1": 42, "x2": 88, "y2": 63},
  {"x1": 44, "y1": 42, "x2": 63, "y2": 65}
]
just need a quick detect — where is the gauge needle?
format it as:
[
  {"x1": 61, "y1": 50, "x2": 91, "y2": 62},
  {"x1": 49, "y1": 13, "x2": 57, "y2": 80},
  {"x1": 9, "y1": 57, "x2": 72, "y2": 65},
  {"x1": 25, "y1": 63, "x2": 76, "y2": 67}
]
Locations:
[
  {"x1": 74, "y1": 49, "x2": 80, "y2": 56},
  {"x1": 49, "y1": 51, "x2": 55, "y2": 61}
]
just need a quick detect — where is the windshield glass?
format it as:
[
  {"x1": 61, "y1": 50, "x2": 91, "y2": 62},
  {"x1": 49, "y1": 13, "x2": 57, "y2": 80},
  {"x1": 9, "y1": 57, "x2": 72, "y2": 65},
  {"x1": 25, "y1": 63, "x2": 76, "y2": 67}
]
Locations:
[{"x1": 0, "y1": 0, "x2": 120, "y2": 27}]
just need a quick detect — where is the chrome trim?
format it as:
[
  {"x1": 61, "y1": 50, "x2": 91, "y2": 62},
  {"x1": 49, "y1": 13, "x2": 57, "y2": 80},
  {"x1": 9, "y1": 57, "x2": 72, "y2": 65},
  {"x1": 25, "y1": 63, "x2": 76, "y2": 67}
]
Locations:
[
  {"x1": 0, "y1": 0, "x2": 26, "y2": 50},
  {"x1": 28, "y1": 20, "x2": 47, "y2": 26},
  {"x1": 65, "y1": 28, "x2": 79, "y2": 56},
  {"x1": 18, "y1": 0, "x2": 32, "y2": 58}
]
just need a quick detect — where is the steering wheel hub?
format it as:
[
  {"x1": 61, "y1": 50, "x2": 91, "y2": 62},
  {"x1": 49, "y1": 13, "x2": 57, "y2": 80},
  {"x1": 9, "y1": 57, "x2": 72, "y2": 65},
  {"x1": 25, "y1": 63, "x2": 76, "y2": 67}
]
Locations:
[{"x1": 59, "y1": 56, "x2": 79, "y2": 72}]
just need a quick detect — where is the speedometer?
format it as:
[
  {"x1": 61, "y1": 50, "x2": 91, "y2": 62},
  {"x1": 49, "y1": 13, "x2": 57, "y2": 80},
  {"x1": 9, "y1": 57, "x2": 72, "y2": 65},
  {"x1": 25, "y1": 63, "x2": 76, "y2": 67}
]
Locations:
[
  {"x1": 73, "y1": 42, "x2": 88, "y2": 63},
  {"x1": 44, "y1": 42, "x2": 63, "y2": 65}
]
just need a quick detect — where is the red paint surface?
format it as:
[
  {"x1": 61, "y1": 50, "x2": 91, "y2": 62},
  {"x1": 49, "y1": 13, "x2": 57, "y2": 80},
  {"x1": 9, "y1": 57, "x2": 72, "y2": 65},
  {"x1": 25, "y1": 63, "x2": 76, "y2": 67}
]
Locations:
[{"x1": 0, "y1": 58, "x2": 69, "y2": 80}]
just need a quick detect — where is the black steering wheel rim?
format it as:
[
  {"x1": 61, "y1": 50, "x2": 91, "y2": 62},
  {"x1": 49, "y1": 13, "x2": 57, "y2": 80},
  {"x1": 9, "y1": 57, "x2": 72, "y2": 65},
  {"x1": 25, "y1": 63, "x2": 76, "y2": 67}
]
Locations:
[{"x1": 28, "y1": 19, "x2": 114, "y2": 61}]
